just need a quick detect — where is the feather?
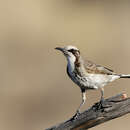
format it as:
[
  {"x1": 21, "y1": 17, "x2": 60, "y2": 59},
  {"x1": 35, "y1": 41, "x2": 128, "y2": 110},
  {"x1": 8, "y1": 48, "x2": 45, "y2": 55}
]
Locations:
[{"x1": 84, "y1": 60, "x2": 116, "y2": 75}]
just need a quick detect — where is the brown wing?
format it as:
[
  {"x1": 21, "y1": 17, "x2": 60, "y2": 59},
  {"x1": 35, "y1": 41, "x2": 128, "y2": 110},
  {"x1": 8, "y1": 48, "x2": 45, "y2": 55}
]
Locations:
[{"x1": 84, "y1": 60, "x2": 115, "y2": 75}]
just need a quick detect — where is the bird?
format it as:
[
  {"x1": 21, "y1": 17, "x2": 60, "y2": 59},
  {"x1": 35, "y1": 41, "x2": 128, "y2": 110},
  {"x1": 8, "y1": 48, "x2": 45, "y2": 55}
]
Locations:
[{"x1": 55, "y1": 45, "x2": 130, "y2": 119}]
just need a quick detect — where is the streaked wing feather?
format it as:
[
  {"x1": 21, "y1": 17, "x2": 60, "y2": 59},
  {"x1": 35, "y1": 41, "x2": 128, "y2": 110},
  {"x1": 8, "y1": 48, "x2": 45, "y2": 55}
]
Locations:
[{"x1": 84, "y1": 60, "x2": 115, "y2": 75}]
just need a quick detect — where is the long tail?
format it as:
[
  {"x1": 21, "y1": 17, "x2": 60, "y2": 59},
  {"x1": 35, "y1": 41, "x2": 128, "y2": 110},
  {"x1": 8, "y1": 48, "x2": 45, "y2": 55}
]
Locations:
[{"x1": 120, "y1": 74, "x2": 130, "y2": 78}]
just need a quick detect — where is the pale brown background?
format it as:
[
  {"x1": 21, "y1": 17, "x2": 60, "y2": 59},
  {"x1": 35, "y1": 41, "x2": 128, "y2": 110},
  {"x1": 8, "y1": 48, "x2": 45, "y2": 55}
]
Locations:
[{"x1": 0, "y1": 0, "x2": 130, "y2": 130}]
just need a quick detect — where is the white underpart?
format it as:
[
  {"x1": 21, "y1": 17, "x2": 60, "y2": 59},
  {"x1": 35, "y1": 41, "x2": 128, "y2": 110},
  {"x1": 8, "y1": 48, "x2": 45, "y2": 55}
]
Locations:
[{"x1": 85, "y1": 74, "x2": 120, "y2": 89}]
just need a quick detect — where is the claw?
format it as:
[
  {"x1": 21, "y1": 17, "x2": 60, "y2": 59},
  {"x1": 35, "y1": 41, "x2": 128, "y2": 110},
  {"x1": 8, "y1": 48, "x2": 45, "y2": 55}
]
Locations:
[
  {"x1": 68, "y1": 111, "x2": 80, "y2": 121},
  {"x1": 93, "y1": 99, "x2": 105, "y2": 111},
  {"x1": 93, "y1": 99, "x2": 113, "y2": 112},
  {"x1": 97, "y1": 100, "x2": 104, "y2": 109}
]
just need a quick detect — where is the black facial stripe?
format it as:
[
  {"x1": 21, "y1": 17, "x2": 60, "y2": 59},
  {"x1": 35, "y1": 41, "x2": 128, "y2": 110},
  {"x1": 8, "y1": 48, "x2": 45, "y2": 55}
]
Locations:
[
  {"x1": 68, "y1": 49, "x2": 75, "y2": 53},
  {"x1": 68, "y1": 49, "x2": 80, "y2": 55}
]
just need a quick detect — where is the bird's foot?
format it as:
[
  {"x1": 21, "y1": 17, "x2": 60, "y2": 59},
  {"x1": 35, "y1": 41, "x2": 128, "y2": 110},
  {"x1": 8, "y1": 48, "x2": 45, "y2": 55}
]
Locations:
[
  {"x1": 92, "y1": 98, "x2": 105, "y2": 111},
  {"x1": 67, "y1": 111, "x2": 80, "y2": 122},
  {"x1": 96, "y1": 100, "x2": 105, "y2": 110},
  {"x1": 93, "y1": 99, "x2": 112, "y2": 112}
]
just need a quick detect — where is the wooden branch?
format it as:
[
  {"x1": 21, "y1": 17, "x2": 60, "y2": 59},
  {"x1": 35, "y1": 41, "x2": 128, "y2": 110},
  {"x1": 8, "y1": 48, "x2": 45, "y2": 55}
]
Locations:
[{"x1": 46, "y1": 93, "x2": 130, "y2": 130}]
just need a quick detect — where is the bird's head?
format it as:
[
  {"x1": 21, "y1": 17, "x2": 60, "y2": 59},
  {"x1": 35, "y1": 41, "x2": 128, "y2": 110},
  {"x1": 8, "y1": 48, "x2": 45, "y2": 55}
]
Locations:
[{"x1": 55, "y1": 45, "x2": 80, "y2": 62}]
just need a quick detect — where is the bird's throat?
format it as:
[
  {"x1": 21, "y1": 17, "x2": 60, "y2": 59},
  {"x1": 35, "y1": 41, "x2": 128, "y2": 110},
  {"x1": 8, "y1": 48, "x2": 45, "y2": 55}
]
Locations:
[{"x1": 67, "y1": 57, "x2": 75, "y2": 73}]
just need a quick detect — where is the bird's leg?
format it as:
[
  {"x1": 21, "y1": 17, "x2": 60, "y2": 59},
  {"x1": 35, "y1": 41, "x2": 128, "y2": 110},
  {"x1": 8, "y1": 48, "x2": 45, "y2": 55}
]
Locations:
[
  {"x1": 95, "y1": 88, "x2": 112, "y2": 110},
  {"x1": 76, "y1": 90, "x2": 86, "y2": 115},
  {"x1": 99, "y1": 87, "x2": 105, "y2": 108},
  {"x1": 71, "y1": 89, "x2": 86, "y2": 120},
  {"x1": 100, "y1": 87, "x2": 104, "y2": 103},
  {"x1": 95, "y1": 88, "x2": 105, "y2": 110}
]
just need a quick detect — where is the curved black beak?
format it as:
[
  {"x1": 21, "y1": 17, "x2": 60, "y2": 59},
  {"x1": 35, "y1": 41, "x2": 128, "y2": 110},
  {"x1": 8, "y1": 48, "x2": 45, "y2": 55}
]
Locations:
[{"x1": 55, "y1": 47, "x2": 64, "y2": 52}]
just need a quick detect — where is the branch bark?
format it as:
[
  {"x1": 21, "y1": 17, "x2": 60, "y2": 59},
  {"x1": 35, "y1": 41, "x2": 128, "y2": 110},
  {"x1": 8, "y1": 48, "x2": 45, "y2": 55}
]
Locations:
[{"x1": 46, "y1": 93, "x2": 130, "y2": 130}]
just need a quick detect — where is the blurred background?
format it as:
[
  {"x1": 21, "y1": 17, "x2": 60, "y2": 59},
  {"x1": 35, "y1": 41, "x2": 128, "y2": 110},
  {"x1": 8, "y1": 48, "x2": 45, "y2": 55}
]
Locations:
[{"x1": 0, "y1": 0, "x2": 130, "y2": 130}]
